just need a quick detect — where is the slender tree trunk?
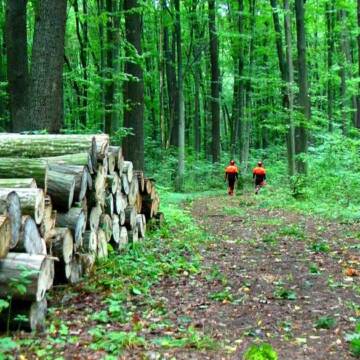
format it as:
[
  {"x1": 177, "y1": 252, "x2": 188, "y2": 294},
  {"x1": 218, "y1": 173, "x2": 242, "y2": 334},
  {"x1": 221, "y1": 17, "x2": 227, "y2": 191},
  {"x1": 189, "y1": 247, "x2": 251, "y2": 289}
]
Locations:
[
  {"x1": 326, "y1": 1, "x2": 334, "y2": 132},
  {"x1": 5, "y1": 0, "x2": 29, "y2": 131},
  {"x1": 232, "y1": 0, "x2": 244, "y2": 159},
  {"x1": 159, "y1": 3, "x2": 166, "y2": 147},
  {"x1": 97, "y1": 0, "x2": 106, "y2": 127},
  {"x1": 270, "y1": 0, "x2": 295, "y2": 176},
  {"x1": 112, "y1": 0, "x2": 121, "y2": 134},
  {"x1": 294, "y1": 0, "x2": 310, "y2": 174},
  {"x1": 192, "y1": 2, "x2": 202, "y2": 155},
  {"x1": 284, "y1": 0, "x2": 296, "y2": 176},
  {"x1": 162, "y1": 0, "x2": 177, "y2": 147},
  {"x1": 28, "y1": 0, "x2": 67, "y2": 132},
  {"x1": 208, "y1": 0, "x2": 220, "y2": 163},
  {"x1": 170, "y1": 32, "x2": 179, "y2": 146},
  {"x1": 357, "y1": 0, "x2": 360, "y2": 128},
  {"x1": 123, "y1": 0, "x2": 144, "y2": 170},
  {"x1": 104, "y1": 0, "x2": 115, "y2": 134},
  {"x1": 174, "y1": 0, "x2": 185, "y2": 191},
  {"x1": 0, "y1": 1, "x2": 6, "y2": 126},
  {"x1": 241, "y1": 0, "x2": 256, "y2": 167},
  {"x1": 73, "y1": 0, "x2": 88, "y2": 127}
]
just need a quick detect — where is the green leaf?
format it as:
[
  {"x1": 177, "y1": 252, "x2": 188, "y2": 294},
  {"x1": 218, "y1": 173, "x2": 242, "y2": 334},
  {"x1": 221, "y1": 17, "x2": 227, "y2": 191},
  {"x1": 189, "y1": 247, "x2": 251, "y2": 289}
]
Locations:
[
  {"x1": 243, "y1": 342, "x2": 278, "y2": 360},
  {"x1": 130, "y1": 287, "x2": 142, "y2": 295}
]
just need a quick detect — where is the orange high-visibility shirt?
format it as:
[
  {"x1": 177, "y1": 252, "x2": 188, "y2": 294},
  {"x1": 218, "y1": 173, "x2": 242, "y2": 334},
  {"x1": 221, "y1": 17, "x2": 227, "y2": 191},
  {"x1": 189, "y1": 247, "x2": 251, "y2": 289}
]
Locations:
[
  {"x1": 225, "y1": 165, "x2": 239, "y2": 174},
  {"x1": 253, "y1": 167, "x2": 266, "y2": 175}
]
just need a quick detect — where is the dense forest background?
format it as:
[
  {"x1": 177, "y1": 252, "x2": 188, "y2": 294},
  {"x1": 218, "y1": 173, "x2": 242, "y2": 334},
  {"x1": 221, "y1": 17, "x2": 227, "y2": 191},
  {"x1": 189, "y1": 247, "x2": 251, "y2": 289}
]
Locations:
[{"x1": 0, "y1": 0, "x2": 360, "y2": 200}]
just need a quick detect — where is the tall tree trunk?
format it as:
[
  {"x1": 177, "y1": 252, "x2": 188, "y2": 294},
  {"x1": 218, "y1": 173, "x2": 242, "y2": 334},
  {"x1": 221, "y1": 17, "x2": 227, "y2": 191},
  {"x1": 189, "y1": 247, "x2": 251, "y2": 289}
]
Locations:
[
  {"x1": 159, "y1": 2, "x2": 166, "y2": 147},
  {"x1": 162, "y1": 0, "x2": 178, "y2": 147},
  {"x1": 123, "y1": 0, "x2": 144, "y2": 170},
  {"x1": 357, "y1": 0, "x2": 360, "y2": 128},
  {"x1": 231, "y1": 0, "x2": 244, "y2": 159},
  {"x1": 174, "y1": 0, "x2": 185, "y2": 191},
  {"x1": 208, "y1": 0, "x2": 220, "y2": 163},
  {"x1": 112, "y1": 0, "x2": 121, "y2": 134},
  {"x1": 5, "y1": 0, "x2": 29, "y2": 131},
  {"x1": 104, "y1": 0, "x2": 115, "y2": 134},
  {"x1": 0, "y1": 1, "x2": 6, "y2": 126},
  {"x1": 73, "y1": 0, "x2": 89, "y2": 126},
  {"x1": 284, "y1": 0, "x2": 296, "y2": 176},
  {"x1": 294, "y1": 0, "x2": 310, "y2": 174},
  {"x1": 270, "y1": 0, "x2": 295, "y2": 176},
  {"x1": 73, "y1": 0, "x2": 88, "y2": 127},
  {"x1": 97, "y1": 0, "x2": 106, "y2": 127},
  {"x1": 241, "y1": 0, "x2": 256, "y2": 168},
  {"x1": 169, "y1": 31, "x2": 179, "y2": 146},
  {"x1": 326, "y1": 1, "x2": 335, "y2": 132},
  {"x1": 339, "y1": 9, "x2": 357, "y2": 130},
  {"x1": 28, "y1": 0, "x2": 67, "y2": 132},
  {"x1": 192, "y1": 1, "x2": 202, "y2": 155}
]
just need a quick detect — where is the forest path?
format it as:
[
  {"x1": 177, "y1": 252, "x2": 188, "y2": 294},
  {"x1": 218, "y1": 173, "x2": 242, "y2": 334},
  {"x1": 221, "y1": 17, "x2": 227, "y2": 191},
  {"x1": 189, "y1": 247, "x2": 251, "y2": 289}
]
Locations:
[
  {"x1": 151, "y1": 193, "x2": 360, "y2": 359},
  {"x1": 11, "y1": 193, "x2": 360, "y2": 359}
]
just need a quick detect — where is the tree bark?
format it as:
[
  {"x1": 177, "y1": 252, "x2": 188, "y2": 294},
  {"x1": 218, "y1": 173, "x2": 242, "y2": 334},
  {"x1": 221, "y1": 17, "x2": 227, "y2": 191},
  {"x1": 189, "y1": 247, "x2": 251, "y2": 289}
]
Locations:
[
  {"x1": 326, "y1": 1, "x2": 335, "y2": 132},
  {"x1": 47, "y1": 170, "x2": 76, "y2": 211},
  {"x1": 28, "y1": 0, "x2": 67, "y2": 132},
  {"x1": 270, "y1": 0, "x2": 295, "y2": 176},
  {"x1": 56, "y1": 207, "x2": 86, "y2": 250},
  {"x1": 5, "y1": 0, "x2": 29, "y2": 131},
  {"x1": 48, "y1": 164, "x2": 88, "y2": 202},
  {"x1": 284, "y1": 0, "x2": 296, "y2": 176},
  {"x1": 0, "y1": 253, "x2": 53, "y2": 301},
  {"x1": 174, "y1": 0, "x2": 185, "y2": 191},
  {"x1": 231, "y1": 0, "x2": 244, "y2": 158},
  {"x1": 0, "y1": 178, "x2": 37, "y2": 188},
  {"x1": 97, "y1": 228, "x2": 108, "y2": 258},
  {"x1": 123, "y1": 0, "x2": 145, "y2": 170},
  {"x1": 0, "y1": 215, "x2": 11, "y2": 259},
  {"x1": 83, "y1": 230, "x2": 97, "y2": 254},
  {"x1": 294, "y1": 0, "x2": 310, "y2": 174},
  {"x1": 357, "y1": 0, "x2": 360, "y2": 128},
  {"x1": 208, "y1": 0, "x2": 221, "y2": 163},
  {"x1": 0, "y1": 134, "x2": 96, "y2": 162},
  {"x1": 16, "y1": 215, "x2": 46, "y2": 255},
  {"x1": 0, "y1": 188, "x2": 45, "y2": 225},
  {"x1": 50, "y1": 227, "x2": 74, "y2": 264},
  {"x1": 0, "y1": 191, "x2": 21, "y2": 250}
]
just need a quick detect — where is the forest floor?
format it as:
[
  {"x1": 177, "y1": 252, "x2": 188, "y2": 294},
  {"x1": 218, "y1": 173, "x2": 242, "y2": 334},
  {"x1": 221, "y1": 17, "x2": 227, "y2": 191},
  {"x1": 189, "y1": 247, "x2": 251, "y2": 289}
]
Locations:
[{"x1": 7, "y1": 191, "x2": 360, "y2": 359}]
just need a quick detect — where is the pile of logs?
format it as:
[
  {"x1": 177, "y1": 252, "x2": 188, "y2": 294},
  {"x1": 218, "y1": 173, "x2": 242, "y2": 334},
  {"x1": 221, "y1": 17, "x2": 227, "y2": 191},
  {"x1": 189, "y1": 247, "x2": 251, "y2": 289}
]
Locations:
[{"x1": 0, "y1": 134, "x2": 161, "y2": 332}]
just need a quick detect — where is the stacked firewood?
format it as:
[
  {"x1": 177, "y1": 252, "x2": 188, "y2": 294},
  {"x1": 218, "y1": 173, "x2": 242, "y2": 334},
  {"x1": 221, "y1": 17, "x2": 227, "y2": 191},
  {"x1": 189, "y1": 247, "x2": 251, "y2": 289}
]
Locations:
[{"x1": 0, "y1": 134, "x2": 161, "y2": 332}]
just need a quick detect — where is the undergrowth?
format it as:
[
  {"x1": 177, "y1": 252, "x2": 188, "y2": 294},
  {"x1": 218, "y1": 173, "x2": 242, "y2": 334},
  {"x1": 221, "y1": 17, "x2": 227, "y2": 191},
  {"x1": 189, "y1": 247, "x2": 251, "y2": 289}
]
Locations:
[
  {"x1": 148, "y1": 132, "x2": 360, "y2": 222},
  {"x1": 6, "y1": 192, "x2": 220, "y2": 359}
]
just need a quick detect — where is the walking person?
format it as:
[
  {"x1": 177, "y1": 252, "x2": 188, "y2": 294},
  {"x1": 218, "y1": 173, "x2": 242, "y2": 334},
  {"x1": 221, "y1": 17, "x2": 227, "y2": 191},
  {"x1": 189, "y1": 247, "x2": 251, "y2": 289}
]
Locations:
[
  {"x1": 225, "y1": 160, "x2": 239, "y2": 196},
  {"x1": 253, "y1": 161, "x2": 266, "y2": 194}
]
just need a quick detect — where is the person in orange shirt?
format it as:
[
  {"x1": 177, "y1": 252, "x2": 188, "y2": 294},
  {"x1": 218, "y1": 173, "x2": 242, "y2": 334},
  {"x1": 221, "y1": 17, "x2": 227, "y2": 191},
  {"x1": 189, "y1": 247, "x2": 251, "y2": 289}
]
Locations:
[
  {"x1": 253, "y1": 161, "x2": 266, "y2": 195},
  {"x1": 224, "y1": 160, "x2": 239, "y2": 196}
]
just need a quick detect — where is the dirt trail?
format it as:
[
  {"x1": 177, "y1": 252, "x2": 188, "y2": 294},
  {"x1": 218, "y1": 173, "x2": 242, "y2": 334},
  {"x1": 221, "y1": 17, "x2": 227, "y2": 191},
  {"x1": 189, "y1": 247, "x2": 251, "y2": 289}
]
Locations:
[
  {"x1": 152, "y1": 194, "x2": 360, "y2": 359},
  {"x1": 10, "y1": 194, "x2": 360, "y2": 360}
]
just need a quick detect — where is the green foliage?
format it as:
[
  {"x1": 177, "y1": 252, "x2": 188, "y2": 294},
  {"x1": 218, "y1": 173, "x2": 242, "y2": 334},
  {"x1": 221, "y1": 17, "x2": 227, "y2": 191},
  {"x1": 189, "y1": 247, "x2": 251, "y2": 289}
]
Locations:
[
  {"x1": 345, "y1": 323, "x2": 360, "y2": 357},
  {"x1": 311, "y1": 242, "x2": 330, "y2": 253},
  {"x1": 209, "y1": 287, "x2": 233, "y2": 302},
  {"x1": 273, "y1": 287, "x2": 297, "y2": 300},
  {"x1": 309, "y1": 263, "x2": 321, "y2": 274},
  {"x1": 152, "y1": 326, "x2": 218, "y2": 350},
  {"x1": 0, "y1": 299, "x2": 9, "y2": 314},
  {"x1": 243, "y1": 342, "x2": 278, "y2": 360},
  {"x1": 314, "y1": 316, "x2": 337, "y2": 329},
  {"x1": 0, "y1": 337, "x2": 18, "y2": 357},
  {"x1": 89, "y1": 328, "x2": 146, "y2": 355}
]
